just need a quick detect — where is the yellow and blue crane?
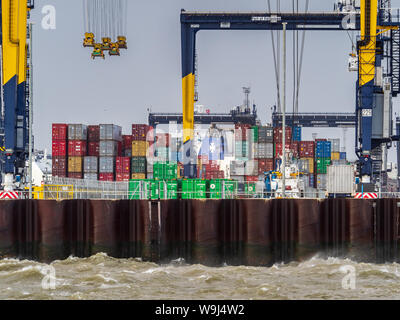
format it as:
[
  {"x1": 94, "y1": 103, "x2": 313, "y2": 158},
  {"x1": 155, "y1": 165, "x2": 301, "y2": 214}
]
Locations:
[
  {"x1": 180, "y1": 1, "x2": 400, "y2": 191},
  {"x1": 0, "y1": 0, "x2": 34, "y2": 190}
]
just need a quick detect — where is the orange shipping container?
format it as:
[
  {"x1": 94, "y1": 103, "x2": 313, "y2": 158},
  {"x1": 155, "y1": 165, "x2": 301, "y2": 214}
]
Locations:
[
  {"x1": 131, "y1": 173, "x2": 146, "y2": 180},
  {"x1": 68, "y1": 157, "x2": 83, "y2": 173},
  {"x1": 132, "y1": 141, "x2": 148, "y2": 157}
]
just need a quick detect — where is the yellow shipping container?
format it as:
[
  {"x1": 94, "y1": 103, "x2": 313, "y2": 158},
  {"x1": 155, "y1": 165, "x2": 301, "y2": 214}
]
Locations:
[
  {"x1": 132, "y1": 141, "x2": 148, "y2": 157},
  {"x1": 331, "y1": 152, "x2": 340, "y2": 161},
  {"x1": 131, "y1": 173, "x2": 146, "y2": 180},
  {"x1": 302, "y1": 158, "x2": 314, "y2": 174},
  {"x1": 68, "y1": 157, "x2": 83, "y2": 173}
]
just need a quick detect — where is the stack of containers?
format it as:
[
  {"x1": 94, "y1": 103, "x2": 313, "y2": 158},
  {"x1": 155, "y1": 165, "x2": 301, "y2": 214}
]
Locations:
[
  {"x1": 116, "y1": 157, "x2": 131, "y2": 181},
  {"x1": 256, "y1": 126, "x2": 274, "y2": 178},
  {"x1": 68, "y1": 124, "x2": 87, "y2": 179},
  {"x1": 235, "y1": 124, "x2": 251, "y2": 160},
  {"x1": 329, "y1": 138, "x2": 341, "y2": 161},
  {"x1": 87, "y1": 125, "x2": 100, "y2": 157},
  {"x1": 132, "y1": 124, "x2": 148, "y2": 179},
  {"x1": 203, "y1": 160, "x2": 224, "y2": 179},
  {"x1": 52, "y1": 124, "x2": 68, "y2": 177},
  {"x1": 123, "y1": 135, "x2": 133, "y2": 157},
  {"x1": 273, "y1": 127, "x2": 294, "y2": 163},
  {"x1": 146, "y1": 126, "x2": 155, "y2": 178},
  {"x1": 99, "y1": 124, "x2": 122, "y2": 181},
  {"x1": 315, "y1": 139, "x2": 332, "y2": 190},
  {"x1": 83, "y1": 156, "x2": 98, "y2": 180},
  {"x1": 155, "y1": 133, "x2": 170, "y2": 161},
  {"x1": 298, "y1": 141, "x2": 315, "y2": 187}
]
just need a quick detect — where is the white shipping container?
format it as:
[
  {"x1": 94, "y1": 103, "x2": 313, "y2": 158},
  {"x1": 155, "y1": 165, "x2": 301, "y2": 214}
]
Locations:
[
  {"x1": 100, "y1": 124, "x2": 122, "y2": 141},
  {"x1": 68, "y1": 124, "x2": 87, "y2": 141},
  {"x1": 327, "y1": 165, "x2": 355, "y2": 194},
  {"x1": 245, "y1": 160, "x2": 258, "y2": 176}
]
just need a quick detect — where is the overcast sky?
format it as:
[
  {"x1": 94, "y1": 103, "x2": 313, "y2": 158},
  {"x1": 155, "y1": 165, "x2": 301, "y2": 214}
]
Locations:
[{"x1": 29, "y1": 0, "x2": 400, "y2": 162}]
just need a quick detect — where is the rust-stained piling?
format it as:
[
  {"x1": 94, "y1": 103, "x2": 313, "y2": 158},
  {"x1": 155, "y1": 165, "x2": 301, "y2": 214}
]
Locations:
[{"x1": 0, "y1": 199, "x2": 399, "y2": 265}]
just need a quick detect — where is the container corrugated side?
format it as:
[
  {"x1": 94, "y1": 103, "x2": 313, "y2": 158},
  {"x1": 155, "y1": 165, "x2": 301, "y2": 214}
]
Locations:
[{"x1": 327, "y1": 165, "x2": 355, "y2": 194}]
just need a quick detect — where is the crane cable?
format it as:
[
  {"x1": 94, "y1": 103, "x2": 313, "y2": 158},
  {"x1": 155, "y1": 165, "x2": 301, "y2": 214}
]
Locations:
[{"x1": 83, "y1": 0, "x2": 128, "y2": 58}]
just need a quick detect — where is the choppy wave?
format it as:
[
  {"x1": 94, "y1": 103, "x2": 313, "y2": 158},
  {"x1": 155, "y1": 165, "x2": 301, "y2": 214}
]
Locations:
[{"x1": 1, "y1": 253, "x2": 400, "y2": 300}]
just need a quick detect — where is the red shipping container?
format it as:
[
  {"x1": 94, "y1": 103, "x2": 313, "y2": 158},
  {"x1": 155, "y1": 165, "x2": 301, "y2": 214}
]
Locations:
[
  {"x1": 52, "y1": 141, "x2": 67, "y2": 156},
  {"x1": 290, "y1": 142, "x2": 299, "y2": 158},
  {"x1": 88, "y1": 142, "x2": 100, "y2": 157},
  {"x1": 132, "y1": 124, "x2": 148, "y2": 141},
  {"x1": 245, "y1": 176, "x2": 259, "y2": 182},
  {"x1": 273, "y1": 127, "x2": 292, "y2": 143},
  {"x1": 156, "y1": 133, "x2": 170, "y2": 147},
  {"x1": 52, "y1": 123, "x2": 68, "y2": 140},
  {"x1": 123, "y1": 135, "x2": 133, "y2": 150},
  {"x1": 116, "y1": 173, "x2": 130, "y2": 182},
  {"x1": 68, "y1": 172, "x2": 83, "y2": 179},
  {"x1": 299, "y1": 141, "x2": 315, "y2": 158},
  {"x1": 116, "y1": 157, "x2": 131, "y2": 174},
  {"x1": 88, "y1": 125, "x2": 100, "y2": 142},
  {"x1": 99, "y1": 173, "x2": 114, "y2": 181},
  {"x1": 68, "y1": 140, "x2": 87, "y2": 157},
  {"x1": 52, "y1": 156, "x2": 67, "y2": 177},
  {"x1": 117, "y1": 141, "x2": 123, "y2": 156},
  {"x1": 258, "y1": 159, "x2": 274, "y2": 175}
]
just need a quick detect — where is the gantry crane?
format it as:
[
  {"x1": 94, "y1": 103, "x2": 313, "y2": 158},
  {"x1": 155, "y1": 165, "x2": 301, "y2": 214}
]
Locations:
[
  {"x1": 180, "y1": 1, "x2": 400, "y2": 192},
  {"x1": 0, "y1": 0, "x2": 34, "y2": 191}
]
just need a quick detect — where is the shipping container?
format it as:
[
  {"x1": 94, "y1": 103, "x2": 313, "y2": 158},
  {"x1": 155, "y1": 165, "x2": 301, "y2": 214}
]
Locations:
[
  {"x1": 315, "y1": 141, "x2": 332, "y2": 159},
  {"x1": 153, "y1": 162, "x2": 177, "y2": 180},
  {"x1": 274, "y1": 143, "x2": 298, "y2": 158},
  {"x1": 68, "y1": 124, "x2": 87, "y2": 141},
  {"x1": 331, "y1": 152, "x2": 340, "y2": 161},
  {"x1": 68, "y1": 157, "x2": 83, "y2": 173},
  {"x1": 316, "y1": 174, "x2": 327, "y2": 190},
  {"x1": 88, "y1": 125, "x2": 100, "y2": 142},
  {"x1": 258, "y1": 126, "x2": 274, "y2": 143},
  {"x1": 88, "y1": 142, "x2": 100, "y2": 157},
  {"x1": 68, "y1": 140, "x2": 87, "y2": 157},
  {"x1": 273, "y1": 127, "x2": 292, "y2": 143},
  {"x1": 327, "y1": 165, "x2": 355, "y2": 195},
  {"x1": 255, "y1": 142, "x2": 274, "y2": 159},
  {"x1": 245, "y1": 182, "x2": 257, "y2": 196},
  {"x1": 299, "y1": 141, "x2": 315, "y2": 158},
  {"x1": 245, "y1": 160, "x2": 258, "y2": 176},
  {"x1": 132, "y1": 140, "x2": 148, "y2": 157},
  {"x1": 298, "y1": 158, "x2": 314, "y2": 174},
  {"x1": 52, "y1": 156, "x2": 67, "y2": 177},
  {"x1": 235, "y1": 141, "x2": 248, "y2": 158},
  {"x1": 231, "y1": 160, "x2": 245, "y2": 176},
  {"x1": 292, "y1": 126, "x2": 302, "y2": 142},
  {"x1": 154, "y1": 147, "x2": 169, "y2": 160},
  {"x1": 146, "y1": 126, "x2": 155, "y2": 142},
  {"x1": 84, "y1": 173, "x2": 98, "y2": 181},
  {"x1": 329, "y1": 138, "x2": 341, "y2": 153},
  {"x1": 309, "y1": 175, "x2": 316, "y2": 188},
  {"x1": 132, "y1": 124, "x2": 148, "y2": 141},
  {"x1": 123, "y1": 135, "x2": 133, "y2": 150},
  {"x1": 258, "y1": 159, "x2": 274, "y2": 175},
  {"x1": 52, "y1": 141, "x2": 67, "y2": 157},
  {"x1": 316, "y1": 158, "x2": 331, "y2": 174},
  {"x1": 131, "y1": 156, "x2": 146, "y2": 174},
  {"x1": 245, "y1": 176, "x2": 259, "y2": 182},
  {"x1": 83, "y1": 156, "x2": 98, "y2": 173},
  {"x1": 208, "y1": 179, "x2": 223, "y2": 199},
  {"x1": 159, "y1": 180, "x2": 179, "y2": 199},
  {"x1": 251, "y1": 126, "x2": 259, "y2": 142},
  {"x1": 99, "y1": 141, "x2": 119, "y2": 157},
  {"x1": 180, "y1": 179, "x2": 206, "y2": 199},
  {"x1": 100, "y1": 124, "x2": 122, "y2": 141},
  {"x1": 52, "y1": 124, "x2": 68, "y2": 140},
  {"x1": 99, "y1": 157, "x2": 115, "y2": 173},
  {"x1": 340, "y1": 152, "x2": 347, "y2": 160},
  {"x1": 68, "y1": 172, "x2": 83, "y2": 179},
  {"x1": 131, "y1": 173, "x2": 146, "y2": 180},
  {"x1": 155, "y1": 133, "x2": 170, "y2": 147},
  {"x1": 223, "y1": 180, "x2": 238, "y2": 199},
  {"x1": 234, "y1": 124, "x2": 252, "y2": 141},
  {"x1": 116, "y1": 173, "x2": 130, "y2": 182},
  {"x1": 99, "y1": 173, "x2": 114, "y2": 181},
  {"x1": 116, "y1": 157, "x2": 131, "y2": 174}
]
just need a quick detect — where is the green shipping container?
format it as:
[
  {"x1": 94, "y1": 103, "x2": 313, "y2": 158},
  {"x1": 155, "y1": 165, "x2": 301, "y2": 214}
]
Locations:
[
  {"x1": 153, "y1": 162, "x2": 178, "y2": 180},
  {"x1": 181, "y1": 179, "x2": 194, "y2": 199},
  {"x1": 129, "y1": 179, "x2": 152, "y2": 199},
  {"x1": 195, "y1": 180, "x2": 207, "y2": 199},
  {"x1": 159, "y1": 180, "x2": 178, "y2": 199},
  {"x1": 316, "y1": 158, "x2": 331, "y2": 174},
  {"x1": 245, "y1": 182, "x2": 257, "y2": 196},
  {"x1": 252, "y1": 126, "x2": 259, "y2": 143},
  {"x1": 181, "y1": 179, "x2": 207, "y2": 199},
  {"x1": 223, "y1": 180, "x2": 238, "y2": 199},
  {"x1": 209, "y1": 179, "x2": 223, "y2": 199},
  {"x1": 131, "y1": 157, "x2": 146, "y2": 174}
]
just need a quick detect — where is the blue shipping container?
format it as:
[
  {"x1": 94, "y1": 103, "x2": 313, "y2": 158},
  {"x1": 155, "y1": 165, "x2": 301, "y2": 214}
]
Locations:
[
  {"x1": 315, "y1": 141, "x2": 332, "y2": 158},
  {"x1": 340, "y1": 152, "x2": 346, "y2": 160},
  {"x1": 292, "y1": 126, "x2": 302, "y2": 142},
  {"x1": 309, "y1": 174, "x2": 315, "y2": 188}
]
